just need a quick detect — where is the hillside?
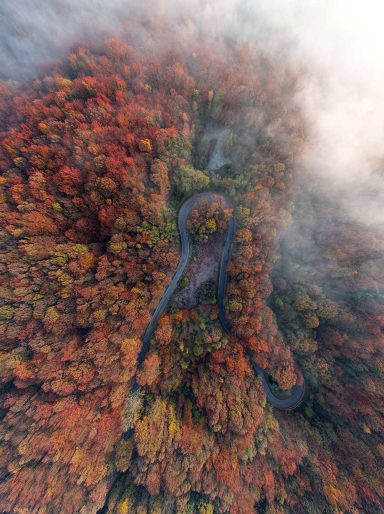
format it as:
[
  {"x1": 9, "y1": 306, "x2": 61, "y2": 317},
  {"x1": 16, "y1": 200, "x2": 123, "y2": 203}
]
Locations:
[{"x1": 0, "y1": 32, "x2": 383, "y2": 514}]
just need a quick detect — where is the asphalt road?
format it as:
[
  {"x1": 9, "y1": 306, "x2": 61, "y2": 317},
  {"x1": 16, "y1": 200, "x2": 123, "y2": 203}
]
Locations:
[{"x1": 133, "y1": 192, "x2": 305, "y2": 410}]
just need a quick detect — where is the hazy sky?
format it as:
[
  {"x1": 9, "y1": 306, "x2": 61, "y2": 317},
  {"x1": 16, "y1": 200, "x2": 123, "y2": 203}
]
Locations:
[{"x1": 1, "y1": 0, "x2": 384, "y2": 226}]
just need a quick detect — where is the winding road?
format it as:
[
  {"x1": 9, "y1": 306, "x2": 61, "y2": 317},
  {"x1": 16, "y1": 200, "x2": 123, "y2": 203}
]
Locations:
[{"x1": 132, "y1": 192, "x2": 305, "y2": 409}]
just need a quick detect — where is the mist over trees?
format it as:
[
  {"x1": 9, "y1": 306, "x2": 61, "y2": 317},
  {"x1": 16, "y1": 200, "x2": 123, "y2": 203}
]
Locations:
[{"x1": 0, "y1": 4, "x2": 383, "y2": 514}]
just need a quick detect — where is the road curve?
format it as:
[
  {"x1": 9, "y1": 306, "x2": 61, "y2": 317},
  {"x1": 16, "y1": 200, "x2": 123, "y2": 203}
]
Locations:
[{"x1": 132, "y1": 192, "x2": 305, "y2": 409}]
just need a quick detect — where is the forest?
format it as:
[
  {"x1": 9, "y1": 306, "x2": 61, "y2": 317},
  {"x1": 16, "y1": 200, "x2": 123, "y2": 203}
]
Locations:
[{"x1": 0, "y1": 16, "x2": 383, "y2": 514}]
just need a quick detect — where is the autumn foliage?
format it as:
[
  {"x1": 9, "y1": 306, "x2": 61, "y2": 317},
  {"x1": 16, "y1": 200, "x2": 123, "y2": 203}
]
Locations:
[{"x1": 0, "y1": 23, "x2": 383, "y2": 514}]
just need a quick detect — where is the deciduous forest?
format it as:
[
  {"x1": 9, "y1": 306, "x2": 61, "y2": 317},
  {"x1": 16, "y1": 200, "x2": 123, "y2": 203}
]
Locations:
[{"x1": 0, "y1": 14, "x2": 383, "y2": 514}]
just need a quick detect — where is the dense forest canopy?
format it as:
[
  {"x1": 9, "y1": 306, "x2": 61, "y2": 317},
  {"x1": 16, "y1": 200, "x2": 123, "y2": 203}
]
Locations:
[{"x1": 0, "y1": 11, "x2": 383, "y2": 514}]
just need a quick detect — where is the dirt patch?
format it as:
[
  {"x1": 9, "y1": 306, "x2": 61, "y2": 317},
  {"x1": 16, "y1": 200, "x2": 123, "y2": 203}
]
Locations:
[
  {"x1": 171, "y1": 193, "x2": 232, "y2": 310},
  {"x1": 173, "y1": 232, "x2": 223, "y2": 309}
]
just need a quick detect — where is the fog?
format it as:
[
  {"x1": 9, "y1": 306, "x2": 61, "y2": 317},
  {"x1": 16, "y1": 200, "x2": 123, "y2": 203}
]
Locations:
[{"x1": 1, "y1": 0, "x2": 384, "y2": 227}]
